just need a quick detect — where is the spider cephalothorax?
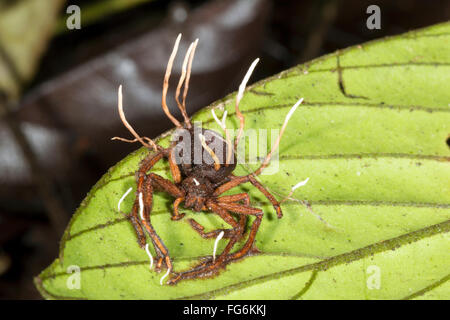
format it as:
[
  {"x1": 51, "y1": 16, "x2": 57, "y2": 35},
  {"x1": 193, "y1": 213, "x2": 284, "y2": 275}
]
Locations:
[
  {"x1": 171, "y1": 125, "x2": 237, "y2": 212},
  {"x1": 113, "y1": 34, "x2": 304, "y2": 285}
]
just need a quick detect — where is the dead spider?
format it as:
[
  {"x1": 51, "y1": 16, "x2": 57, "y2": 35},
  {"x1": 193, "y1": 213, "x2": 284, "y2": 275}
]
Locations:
[{"x1": 113, "y1": 34, "x2": 304, "y2": 285}]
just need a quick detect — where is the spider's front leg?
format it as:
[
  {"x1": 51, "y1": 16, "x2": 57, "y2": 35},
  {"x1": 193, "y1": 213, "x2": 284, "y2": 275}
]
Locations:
[
  {"x1": 167, "y1": 201, "x2": 244, "y2": 284},
  {"x1": 128, "y1": 151, "x2": 165, "y2": 248},
  {"x1": 129, "y1": 149, "x2": 184, "y2": 273},
  {"x1": 139, "y1": 171, "x2": 185, "y2": 272},
  {"x1": 167, "y1": 198, "x2": 261, "y2": 285},
  {"x1": 214, "y1": 175, "x2": 283, "y2": 218},
  {"x1": 186, "y1": 193, "x2": 249, "y2": 240}
]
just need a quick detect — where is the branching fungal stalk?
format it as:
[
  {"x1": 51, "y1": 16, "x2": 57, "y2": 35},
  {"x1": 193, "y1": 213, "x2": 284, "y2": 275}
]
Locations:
[{"x1": 112, "y1": 86, "x2": 159, "y2": 151}]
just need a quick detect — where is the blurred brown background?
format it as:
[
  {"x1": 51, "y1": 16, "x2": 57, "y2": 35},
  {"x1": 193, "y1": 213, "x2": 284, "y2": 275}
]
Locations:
[{"x1": 0, "y1": 0, "x2": 448, "y2": 299}]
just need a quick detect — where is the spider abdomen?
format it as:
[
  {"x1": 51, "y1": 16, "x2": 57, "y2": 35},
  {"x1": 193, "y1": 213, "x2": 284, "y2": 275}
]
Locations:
[{"x1": 173, "y1": 126, "x2": 236, "y2": 183}]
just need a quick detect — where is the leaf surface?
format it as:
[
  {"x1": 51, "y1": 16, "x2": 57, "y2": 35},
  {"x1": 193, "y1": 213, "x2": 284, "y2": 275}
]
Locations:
[{"x1": 36, "y1": 22, "x2": 450, "y2": 300}]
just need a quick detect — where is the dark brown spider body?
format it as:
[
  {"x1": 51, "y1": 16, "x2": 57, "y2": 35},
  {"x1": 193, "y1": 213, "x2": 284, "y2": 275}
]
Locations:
[
  {"x1": 171, "y1": 126, "x2": 236, "y2": 212},
  {"x1": 174, "y1": 126, "x2": 236, "y2": 181},
  {"x1": 113, "y1": 34, "x2": 302, "y2": 285}
]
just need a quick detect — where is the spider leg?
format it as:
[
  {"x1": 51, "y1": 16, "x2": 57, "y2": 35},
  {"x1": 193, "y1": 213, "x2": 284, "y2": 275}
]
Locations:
[
  {"x1": 128, "y1": 151, "x2": 165, "y2": 248},
  {"x1": 139, "y1": 172, "x2": 184, "y2": 272},
  {"x1": 217, "y1": 192, "x2": 250, "y2": 205},
  {"x1": 168, "y1": 147, "x2": 182, "y2": 183},
  {"x1": 225, "y1": 205, "x2": 263, "y2": 261},
  {"x1": 215, "y1": 199, "x2": 264, "y2": 262},
  {"x1": 129, "y1": 149, "x2": 184, "y2": 273},
  {"x1": 214, "y1": 175, "x2": 282, "y2": 218},
  {"x1": 128, "y1": 208, "x2": 146, "y2": 247},
  {"x1": 188, "y1": 219, "x2": 236, "y2": 239},
  {"x1": 135, "y1": 175, "x2": 169, "y2": 272},
  {"x1": 168, "y1": 201, "x2": 244, "y2": 284},
  {"x1": 217, "y1": 193, "x2": 250, "y2": 238},
  {"x1": 171, "y1": 197, "x2": 185, "y2": 221},
  {"x1": 248, "y1": 175, "x2": 282, "y2": 218},
  {"x1": 187, "y1": 195, "x2": 247, "y2": 240},
  {"x1": 216, "y1": 195, "x2": 261, "y2": 232}
]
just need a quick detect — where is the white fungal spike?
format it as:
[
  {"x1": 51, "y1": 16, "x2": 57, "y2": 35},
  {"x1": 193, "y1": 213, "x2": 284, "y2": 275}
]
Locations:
[
  {"x1": 138, "y1": 192, "x2": 144, "y2": 220},
  {"x1": 237, "y1": 58, "x2": 259, "y2": 105},
  {"x1": 213, "y1": 231, "x2": 225, "y2": 262},
  {"x1": 234, "y1": 59, "x2": 260, "y2": 149},
  {"x1": 193, "y1": 178, "x2": 200, "y2": 186},
  {"x1": 284, "y1": 97, "x2": 304, "y2": 124},
  {"x1": 292, "y1": 177, "x2": 310, "y2": 191},
  {"x1": 118, "y1": 187, "x2": 133, "y2": 212},
  {"x1": 160, "y1": 267, "x2": 171, "y2": 285},
  {"x1": 145, "y1": 243, "x2": 154, "y2": 269},
  {"x1": 254, "y1": 97, "x2": 304, "y2": 176},
  {"x1": 280, "y1": 177, "x2": 310, "y2": 205},
  {"x1": 198, "y1": 133, "x2": 221, "y2": 169}
]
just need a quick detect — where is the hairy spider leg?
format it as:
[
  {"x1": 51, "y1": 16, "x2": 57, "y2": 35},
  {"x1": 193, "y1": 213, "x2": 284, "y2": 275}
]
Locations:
[
  {"x1": 127, "y1": 149, "x2": 180, "y2": 272},
  {"x1": 172, "y1": 197, "x2": 186, "y2": 221},
  {"x1": 168, "y1": 147, "x2": 182, "y2": 183},
  {"x1": 217, "y1": 192, "x2": 254, "y2": 230},
  {"x1": 213, "y1": 175, "x2": 281, "y2": 216},
  {"x1": 134, "y1": 173, "x2": 168, "y2": 267},
  {"x1": 128, "y1": 151, "x2": 164, "y2": 247},
  {"x1": 184, "y1": 192, "x2": 250, "y2": 241},
  {"x1": 139, "y1": 171, "x2": 185, "y2": 272},
  {"x1": 167, "y1": 201, "x2": 245, "y2": 284},
  {"x1": 167, "y1": 198, "x2": 262, "y2": 284},
  {"x1": 188, "y1": 219, "x2": 236, "y2": 239},
  {"x1": 169, "y1": 194, "x2": 255, "y2": 283},
  {"x1": 191, "y1": 173, "x2": 282, "y2": 271}
]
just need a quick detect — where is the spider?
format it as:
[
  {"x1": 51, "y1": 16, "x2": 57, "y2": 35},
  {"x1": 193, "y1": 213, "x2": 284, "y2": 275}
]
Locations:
[{"x1": 113, "y1": 34, "x2": 304, "y2": 285}]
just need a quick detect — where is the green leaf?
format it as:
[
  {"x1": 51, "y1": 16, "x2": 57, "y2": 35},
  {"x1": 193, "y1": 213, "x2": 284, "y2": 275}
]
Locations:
[{"x1": 35, "y1": 22, "x2": 450, "y2": 300}]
